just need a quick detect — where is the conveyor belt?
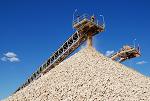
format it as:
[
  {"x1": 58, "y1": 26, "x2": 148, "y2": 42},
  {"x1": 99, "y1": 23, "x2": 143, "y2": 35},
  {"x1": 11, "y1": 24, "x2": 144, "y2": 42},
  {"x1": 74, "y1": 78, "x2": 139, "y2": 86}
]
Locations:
[
  {"x1": 15, "y1": 14, "x2": 104, "y2": 92},
  {"x1": 110, "y1": 46, "x2": 141, "y2": 62}
]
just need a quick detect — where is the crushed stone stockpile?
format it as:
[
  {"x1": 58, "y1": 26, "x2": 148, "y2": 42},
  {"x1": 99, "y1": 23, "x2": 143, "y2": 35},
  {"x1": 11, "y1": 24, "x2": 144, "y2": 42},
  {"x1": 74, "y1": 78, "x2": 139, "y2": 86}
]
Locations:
[{"x1": 4, "y1": 47, "x2": 150, "y2": 101}]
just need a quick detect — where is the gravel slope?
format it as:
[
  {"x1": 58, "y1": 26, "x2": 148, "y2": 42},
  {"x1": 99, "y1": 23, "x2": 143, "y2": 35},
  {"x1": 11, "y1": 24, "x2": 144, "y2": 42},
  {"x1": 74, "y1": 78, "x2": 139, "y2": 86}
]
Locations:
[{"x1": 4, "y1": 47, "x2": 150, "y2": 101}]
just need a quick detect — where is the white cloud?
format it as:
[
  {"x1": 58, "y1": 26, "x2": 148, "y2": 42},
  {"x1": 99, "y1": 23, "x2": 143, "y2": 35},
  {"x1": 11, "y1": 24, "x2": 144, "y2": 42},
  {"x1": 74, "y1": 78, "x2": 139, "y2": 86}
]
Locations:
[
  {"x1": 8, "y1": 57, "x2": 20, "y2": 62},
  {"x1": 1, "y1": 57, "x2": 7, "y2": 62},
  {"x1": 4, "y1": 52, "x2": 17, "y2": 58},
  {"x1": 1, "y1": 52, "x2": 20, "y2": 63},
  {"x1": 105, "y1": 50, "x2": 115, "y2": 57},
  {"x1": 136, "y1": 61, "x2": 148, "y2": 65}
]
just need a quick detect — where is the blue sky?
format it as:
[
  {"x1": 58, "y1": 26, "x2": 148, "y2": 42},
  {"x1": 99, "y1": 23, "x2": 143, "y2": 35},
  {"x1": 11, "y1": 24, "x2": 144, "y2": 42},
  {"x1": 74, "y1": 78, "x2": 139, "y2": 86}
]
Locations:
[{"x1": 0, "y1": 0, "x2": 150, "y2": 99}]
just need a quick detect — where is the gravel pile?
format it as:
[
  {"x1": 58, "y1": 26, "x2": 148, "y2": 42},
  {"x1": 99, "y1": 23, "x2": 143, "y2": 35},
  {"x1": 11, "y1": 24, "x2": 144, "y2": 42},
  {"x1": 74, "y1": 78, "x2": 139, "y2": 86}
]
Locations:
[{"x1": 4, "y1": 47, "x2": 150, "y2": 101}]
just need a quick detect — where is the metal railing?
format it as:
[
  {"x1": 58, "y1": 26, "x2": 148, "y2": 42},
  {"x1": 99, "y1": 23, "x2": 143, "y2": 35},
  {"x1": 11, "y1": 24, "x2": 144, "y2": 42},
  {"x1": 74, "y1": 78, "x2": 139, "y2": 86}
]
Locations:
[{"x1": 73, "y1": 14, "x2": 105, "y2": 29}]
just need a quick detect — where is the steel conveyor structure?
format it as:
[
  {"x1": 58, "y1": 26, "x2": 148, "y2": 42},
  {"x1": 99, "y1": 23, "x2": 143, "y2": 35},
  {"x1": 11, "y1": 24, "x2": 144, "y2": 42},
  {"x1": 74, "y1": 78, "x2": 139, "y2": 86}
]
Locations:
[
  {"x1": 110, "y1": 45, "x2": 141, "y2": 62},
  {"x1": 15, "y1": 14, "x2": 105, "y2": 92}
]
